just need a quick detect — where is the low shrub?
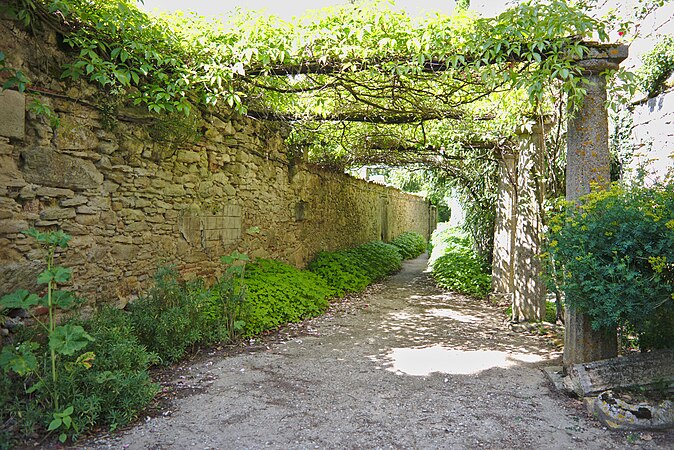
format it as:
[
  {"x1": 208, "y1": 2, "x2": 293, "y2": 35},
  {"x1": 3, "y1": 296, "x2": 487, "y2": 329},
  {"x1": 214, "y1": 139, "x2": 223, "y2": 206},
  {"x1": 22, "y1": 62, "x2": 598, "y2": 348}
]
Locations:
[
  {"x1": 0, "y1": 232, "x2": 160, "y2": 447},
  {"x1": 62, "y1": 307, "x2": 160, "y2": 434},
  {"x1": 242, "y1": 259, "x2": 331, "y2": 335},
  {"x1": 429, "y1": 227, "x2": 492, "y2": 299},
  {"x1": 390, "y1": 232, "x2": 427, "y2": 259},
  {"x1": 307, "y1": 251, "x2": 370, "y2": 296},
  {"x1": 547, "y1": 182, "x2": 674, "y2": 350},
  {"x1": 127, "y1": 264, "x2": 243, "y2": 365},
  {"x1": 127, "y1": 266, "x2": 206, "y2": 365},
  {"x1": 308, "y1": 241, "x2": 402, "y2": 296},
  {"x1": 348, "y1": 241, "x2": 402, "y2": 281}
]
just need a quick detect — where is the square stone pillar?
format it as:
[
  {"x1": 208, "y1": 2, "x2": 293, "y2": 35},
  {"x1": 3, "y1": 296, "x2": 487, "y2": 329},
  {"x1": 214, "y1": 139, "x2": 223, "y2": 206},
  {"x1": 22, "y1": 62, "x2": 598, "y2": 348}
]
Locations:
[
  {"x1": 491, "y1": 149, "x2": 517, "y2": 303},
  {"x1": 563, "y1": 46, "x2": 627, "y2": 366},
  {"x1": 512, "y1": 123, "x2": 547, "y2": 322}
]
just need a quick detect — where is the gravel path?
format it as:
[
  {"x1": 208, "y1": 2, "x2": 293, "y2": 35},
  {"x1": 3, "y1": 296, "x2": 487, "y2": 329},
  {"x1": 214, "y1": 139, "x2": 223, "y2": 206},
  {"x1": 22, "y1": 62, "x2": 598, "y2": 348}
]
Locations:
[{"x1": 77, "y1": 255, "x2": 674, "y2": 450}]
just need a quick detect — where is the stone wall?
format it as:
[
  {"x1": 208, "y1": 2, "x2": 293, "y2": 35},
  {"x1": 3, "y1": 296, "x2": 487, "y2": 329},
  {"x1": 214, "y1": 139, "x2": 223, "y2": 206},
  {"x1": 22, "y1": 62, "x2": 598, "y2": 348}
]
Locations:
[
  {"x1": 0, "y1": 23, "x2": 432, "y2": 307},
  {"x1": 629, "y1": 88, "x2": 674, "y2": 182}
]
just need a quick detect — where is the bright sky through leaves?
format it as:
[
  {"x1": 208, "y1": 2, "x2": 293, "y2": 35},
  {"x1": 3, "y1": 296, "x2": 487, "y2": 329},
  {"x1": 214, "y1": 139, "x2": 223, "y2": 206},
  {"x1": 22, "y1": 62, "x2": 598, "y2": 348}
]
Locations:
[{"x1": 136, "y1": 0, "x2": 510, "y2": 19}]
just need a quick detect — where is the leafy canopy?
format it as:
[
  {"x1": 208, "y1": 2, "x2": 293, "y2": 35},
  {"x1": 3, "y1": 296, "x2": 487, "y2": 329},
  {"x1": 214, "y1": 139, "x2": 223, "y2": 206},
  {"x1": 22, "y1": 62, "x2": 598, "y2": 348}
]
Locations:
[{"x1": 14, "y1": 0, "x2": 611, "y2": 153}]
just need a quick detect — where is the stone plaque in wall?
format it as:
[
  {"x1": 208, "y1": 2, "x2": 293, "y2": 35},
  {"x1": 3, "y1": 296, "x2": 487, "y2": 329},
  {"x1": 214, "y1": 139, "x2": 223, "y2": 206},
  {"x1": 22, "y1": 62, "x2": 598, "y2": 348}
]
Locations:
[
  {"x1": 179, "y1": 204, "x2": 242, "y2": 249},
  {"x1": 0, "y1": 90, "x2": 25, "y2": 139}
]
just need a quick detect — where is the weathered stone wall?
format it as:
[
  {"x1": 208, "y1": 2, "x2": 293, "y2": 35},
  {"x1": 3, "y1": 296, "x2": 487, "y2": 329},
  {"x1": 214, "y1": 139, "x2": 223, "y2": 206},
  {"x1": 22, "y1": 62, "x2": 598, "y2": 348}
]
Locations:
[
  {"x1": 0, "y1": 23, "x2": 432, "y2": 307},
  {"x1": 629, "y1": 88, "x2": 674, "y2": 182}
]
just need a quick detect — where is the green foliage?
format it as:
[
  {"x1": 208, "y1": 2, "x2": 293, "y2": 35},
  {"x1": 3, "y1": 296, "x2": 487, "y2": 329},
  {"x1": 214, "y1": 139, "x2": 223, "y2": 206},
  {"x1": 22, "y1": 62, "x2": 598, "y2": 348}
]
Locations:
[
  {"x1": 0, "y1": 232, "x2": 93, "y2": 428},
  {"x1": 242, "y1": 259, "x2": 331, "y2": 335},
  {"x1": 28, "y1": 99, "x2": 60, "y2": 129},
  {"x1": 0, "y1": 229, "x2": 155, "y2": 445},
  {"x1": 346, "y1": 241, "x2": 403, "y2": 281},
  {"x1": 637, "y1": 35, "x2": 674, "y2": 97},
  {"x1": 390, "y1": 232, "x2": 427, "y2": 259},
  {"x1": 127, "y1": 263, "x2": 243, "y2": 365},
  {"x1": 308, "y1": 241, "x2": 402, "y2": 297},
  {"x1": 0, "y1": 50, "x2": 30, "y2": 92},
  {"x1": 545, "y1": 301, "x2": 557, "y2": 323},
  {"x1": 308, "y1": 251, "x2": 370, "y2": 297},
  {"x1": 430, "y1": 227, "x2": 491, "y2": 298},
  {"x1": 0, "y1": 308, "x2": 159, "y2": 445},
  {"x1": 547, "y1": 182, "x2": 674, "y2": 350},
  {"x1": 61, "y1": 307, "x2": 159, "y2": 434}
]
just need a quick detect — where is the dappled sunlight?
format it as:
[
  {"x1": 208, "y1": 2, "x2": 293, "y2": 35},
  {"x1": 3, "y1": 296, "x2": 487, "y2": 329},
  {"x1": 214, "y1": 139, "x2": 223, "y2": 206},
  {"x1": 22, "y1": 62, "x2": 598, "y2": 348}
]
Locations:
[
  {"x1": 370, "y1": 273, "x2": 556, "y2": 370},
  {"x1": 378, "y1": 345, "x2": 546, "y2": 376},
  {"x1": 425, "y1": 308, "x2": 482, "y2": 323}
]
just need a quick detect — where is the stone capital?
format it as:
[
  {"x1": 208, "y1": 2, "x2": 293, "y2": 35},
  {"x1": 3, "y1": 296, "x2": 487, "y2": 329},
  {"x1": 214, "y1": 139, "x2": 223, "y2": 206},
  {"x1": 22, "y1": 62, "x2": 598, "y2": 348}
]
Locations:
[{"x1": 575, "y1": 43, "x2": 629, "y2": 74}]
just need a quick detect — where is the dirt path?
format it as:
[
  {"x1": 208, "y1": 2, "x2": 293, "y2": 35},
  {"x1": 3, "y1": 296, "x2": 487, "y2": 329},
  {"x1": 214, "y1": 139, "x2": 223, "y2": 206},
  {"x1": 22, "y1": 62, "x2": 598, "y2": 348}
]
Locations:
[{"x1": 78, "y1": 255, "x2": 674, "y2": 449}]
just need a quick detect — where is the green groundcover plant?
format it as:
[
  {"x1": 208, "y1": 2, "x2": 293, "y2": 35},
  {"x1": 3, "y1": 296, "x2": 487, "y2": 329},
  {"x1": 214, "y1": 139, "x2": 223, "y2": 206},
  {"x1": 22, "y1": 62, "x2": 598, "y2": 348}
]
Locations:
[
  {"x1": 241, "y1": 258, "x2": 331, "y2": 335},
  {"x1": 390, "y1": 232, "x2": 427, "y2": 260},
  {"x1": 429, "y1": 226, "x2": 492, "y2": 299},
  {"x1": 308, "y1": 241, "x2": 403, "y2": 297},
  {"x1": 547, "y1": 182, "x2": 674, "y2": 350}
]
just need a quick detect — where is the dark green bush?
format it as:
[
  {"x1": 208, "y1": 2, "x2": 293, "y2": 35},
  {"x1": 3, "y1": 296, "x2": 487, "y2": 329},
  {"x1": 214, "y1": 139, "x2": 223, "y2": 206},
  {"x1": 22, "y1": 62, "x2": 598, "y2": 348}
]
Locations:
[
  {"x1": 430, "y1": 227, "x2": 491, "y2": 299},
  {"x1": 127, "y1": 265, "x2": 241, "y2": 365},
  {"x1": 390, "y1": 232, "x2": 427, "y2": 259},
  {"x1": 63, "y1": 307, "x2": 159, "y2": 433},
  {"x1": 547, "y1": 182, "x2": 674, "y2": 350},
  {"x1": 242, "y1": 259, "x2": 331, "y2": 335},
  {"x1": 308, "y1": 241, "x2": 402, "y2": 296}
]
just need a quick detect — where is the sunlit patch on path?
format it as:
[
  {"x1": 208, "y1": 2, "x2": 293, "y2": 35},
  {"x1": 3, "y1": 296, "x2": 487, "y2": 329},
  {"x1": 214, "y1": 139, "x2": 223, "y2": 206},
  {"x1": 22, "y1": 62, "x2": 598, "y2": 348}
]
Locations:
[{"x1": 382, "y1": 345, "x2": 546, "y2": 376}]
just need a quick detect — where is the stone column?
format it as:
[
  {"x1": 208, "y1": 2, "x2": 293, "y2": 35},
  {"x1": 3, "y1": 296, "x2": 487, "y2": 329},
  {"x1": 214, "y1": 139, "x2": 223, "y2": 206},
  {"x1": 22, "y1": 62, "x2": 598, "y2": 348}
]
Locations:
[
  {"x1": 491, "y1": 148, "x2": 517, "y2": 304},
  {"x1": 563, "y1": 48, "x2": 626, "y2": 366},
  {"x1": 512, "y1": 123, "x2": 547, "y2": 322}
]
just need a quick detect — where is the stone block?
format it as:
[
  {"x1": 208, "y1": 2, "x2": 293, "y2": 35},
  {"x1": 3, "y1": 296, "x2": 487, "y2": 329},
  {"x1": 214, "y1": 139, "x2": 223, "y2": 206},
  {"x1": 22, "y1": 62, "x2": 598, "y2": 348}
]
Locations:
[
  {"x1": 21, "y1": 147, "x2": 104, "y2": 190},
  {"x1": 120, "y1": 208, "x2": 145, "y2": 222},
  {"x1": 19, "y1": 185, "x2": 36, "y2": 200},
  {"x1": 101, "y1": 181, "x2": 120, "y2": 194},
  {"x1": 100, "y1": 210, "x2": 117, "y2": 225},
  {"x1": 36, "y1": 187, "x2": 75, "y2": 198},
  {"x1": 0, "y1": 261, "x2": 43, "y2": 297},
  {"x1": 111, "y1": 243, "x2": 134, "y2": 260},
  {"x1": 589, "y1": 391, "x2": 674, "y2": 431},
  {"x1": 97, "y1": 140, "x2": 119, "y2": 155},
  {"x1": 76, "y1": 206, "x2": 97, "y2": 215},
  {"x1": 125, "y1": 221, "x2": 149, "y2": 232},
  {"x1": 135, "y1": 198, "x2": 151, "y2": 208},
  {"x1": 60, "y1": 195, "x2": 88, "y2": 207},
  {"x1": 164, "y1": 184, "x2": 185, "y2": 196},
  {"x1": 0, "y1": 219, "x2": 28, "y2": 234},
  {"x1": 176, "y1": 150, "x2": 202, "y2": 164},
  {"x1": 40, "y1": 207, "x2": 76, "y2": 221},
  {"x1": 75, "y1": 214, "x2": 100, "y2": 226},
  {"x1": 568, "y1": 350, "x2": 674, "y2": 397},
  {"x1": 54, "y1": 116, "x2": 99, "y2": 150},
  {"x1": 0, "y1": 90, "x2": 25, "y2": 139}
]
